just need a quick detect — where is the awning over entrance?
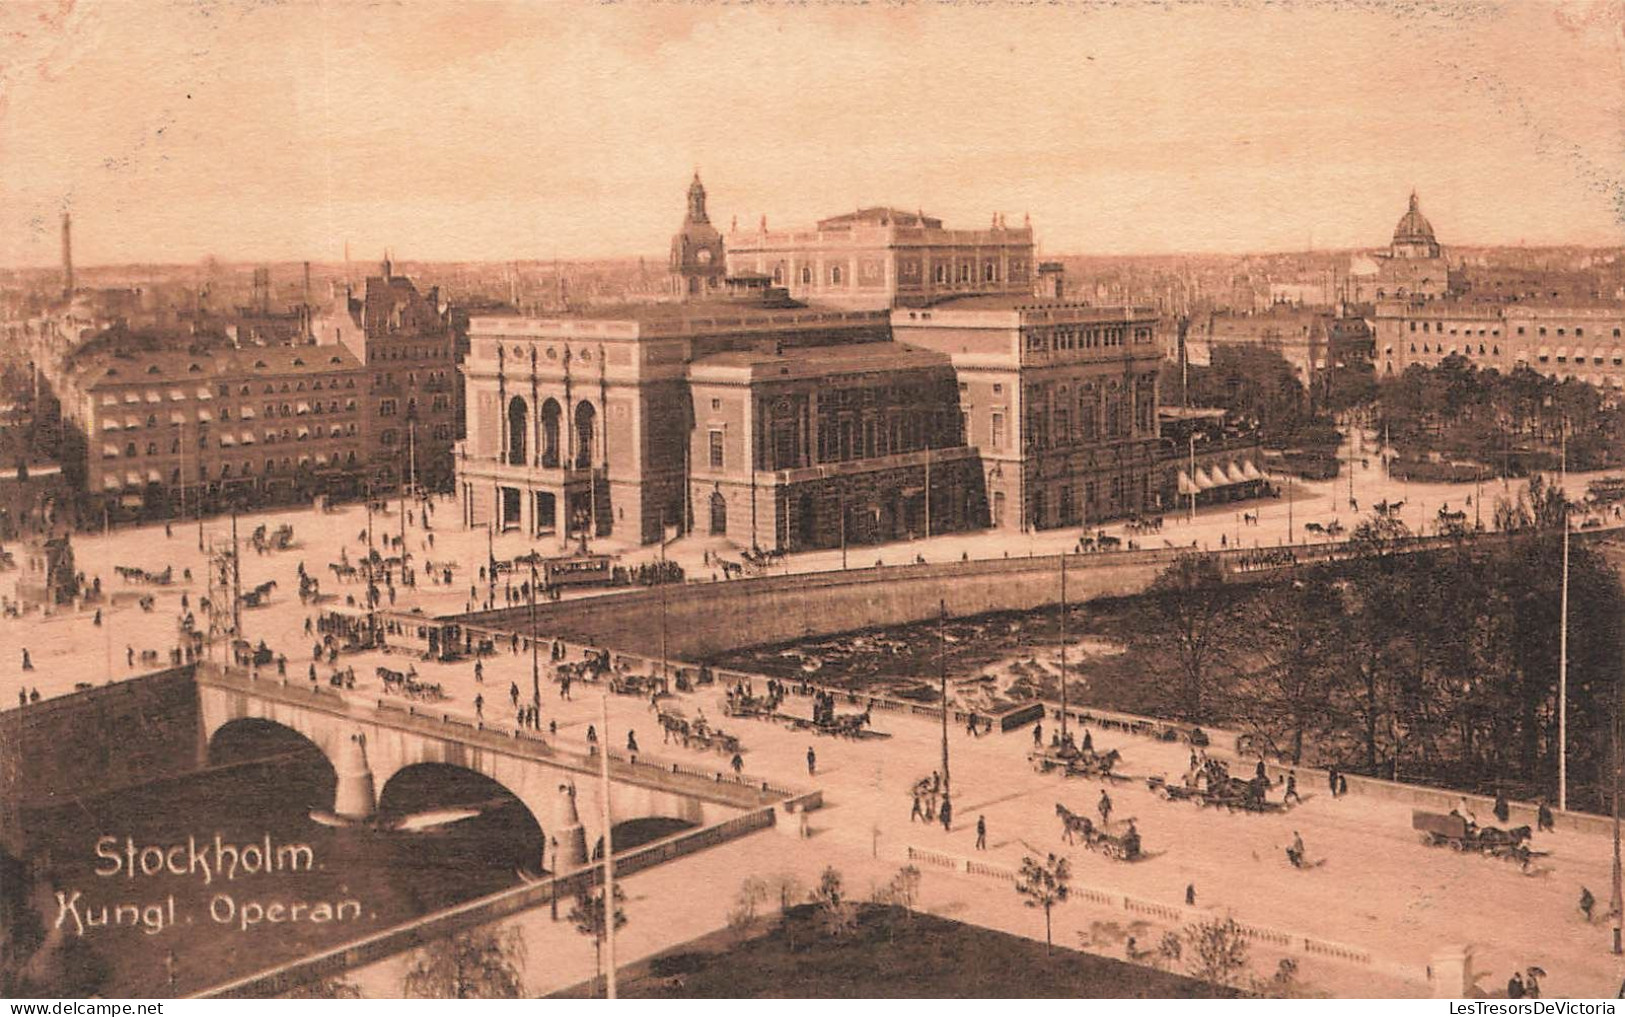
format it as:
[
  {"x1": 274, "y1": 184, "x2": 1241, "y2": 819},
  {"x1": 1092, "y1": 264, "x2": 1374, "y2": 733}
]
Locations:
[{"x1": 1177, "y1": 470, "x2": 1198, "y2": 496}]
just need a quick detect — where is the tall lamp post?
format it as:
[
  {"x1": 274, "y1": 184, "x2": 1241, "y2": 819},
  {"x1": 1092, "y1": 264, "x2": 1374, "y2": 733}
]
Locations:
[{"x1": 939, "y1": 599, "x2": 951, "y2": 815}]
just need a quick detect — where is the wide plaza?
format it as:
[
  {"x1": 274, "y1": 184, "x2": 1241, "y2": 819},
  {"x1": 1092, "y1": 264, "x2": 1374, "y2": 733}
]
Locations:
[{"x1": 4, "y1": 434, "x2": 1621, "y2": 998}]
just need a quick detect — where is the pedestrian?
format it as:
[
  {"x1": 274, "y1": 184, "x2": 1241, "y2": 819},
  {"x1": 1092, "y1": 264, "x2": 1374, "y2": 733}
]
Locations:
[
  {"x1": 807, "y1": 746, "x2": 817, "y2": 776},
  {"x1": 1185, "y1": 883, "x2": 1196, "y2": 907},
  {"x1": 1283, "y1": 771, "x2": 1300, "y2": 805},
  {"x1": 1081, "y1": 729, "x2": 1093, "y2": 753},
  {"x1": 93, "y1": 608, "x2": 102, "y2": 627},
  {"x1": 1581, "y1": 886, "x2": 1597, "y2": 923},
  {"x1": 1537, "y1": 800, "x2": 1555, "y2": 832},
  {"x1": 1287, "y1": 831, "x2": 1306, "y2": 869},
  {"x1": 474, "y1": 660, "x2": 484, "y2": 683},
  {"x1": 309, "y1": 663, "x2": 317, "y2": 683},
  {"x1": 125, "y1": 645, "x2": 134, "y2": 667},
  {"x1": 17, "y1": 689, "x2": 26, "y2": 707},
  {"x1": 1506, "y1": 971, "x2": 1525, "y2": 999},
  {"x1": 21, "y1": 648, "x2": 32, "y2": 671},
  {"x1": 510, "y1": 682, "x2": 519, "y2": 707},
  {"x1": 304, "y1": 616, "x2": 312, "y2": 635},
  {"x1": 1337, "y1": 774, "x2": 1348, "y2": 797},
  {"x1": 1098, "y1": 789, "x2": 1113, "y2": 826},
  {"x1": 731, "y1": 753, "x2": 744, "y2": 775},
  {"x1": 1255, "y1": 759, "x2": 1267, "y2": 781},
  {"x1": 1328, "y1": 766, "x2": 1340, "y2": 798},
  {"x1": 939, "y1": 796, "x2": 953, "y2": 832},
  {"x1": 1493, "y1": 791, "x2": 1510, "y2": 824},
  {"x1": 549, "y1": 719, "x2": 557, "y2": 737},
  {"x1": 29, "y1": 688, "x2": 39, "y2": 703},
  {"x1": 975, "y1": 814, "x2": 987, "y2": 850},
  {"x1": 911, "y1": 793, "x2": 923, "y2": 822},
  {"x1": 1524, "y1": 968, "x2": 1541, "y2": 999},
  {"x1": 627, "y1": 730, "x2": 639, "y2": 754},
  {"x1": 586, "y1": 724, "x2": 597, "y2": 747}
]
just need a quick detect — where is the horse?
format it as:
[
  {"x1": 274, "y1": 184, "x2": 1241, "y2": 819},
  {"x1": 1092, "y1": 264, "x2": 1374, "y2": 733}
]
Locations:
[{"x1": 1056, "y1": 803, "x2": 1095, "y2": 845}]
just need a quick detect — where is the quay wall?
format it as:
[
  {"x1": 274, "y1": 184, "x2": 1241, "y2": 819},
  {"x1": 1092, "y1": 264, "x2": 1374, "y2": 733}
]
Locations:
[{"x1": 0, "y1": 666, "x2": 200, "y2": 853}]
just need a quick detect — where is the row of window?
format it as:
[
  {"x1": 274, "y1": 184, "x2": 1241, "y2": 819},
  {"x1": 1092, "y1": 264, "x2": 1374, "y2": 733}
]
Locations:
[
  {"x1": 1409, "y1": 320, "x2": 1625, "y2": 339},
  {"x1": 1405, "y1": 343, "x2": 1625, "y2": 368},
  {"x1": 109, "y1": 453, "x2": 361, "y2": 484},
  {"x1": 101, "y1": 424, "x2": 359, "y2": 459}
]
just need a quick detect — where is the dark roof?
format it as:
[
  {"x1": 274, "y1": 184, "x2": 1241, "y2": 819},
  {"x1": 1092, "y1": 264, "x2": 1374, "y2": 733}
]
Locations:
[
  {"x1": 817, "y1": 208, "x2": 943, "y2": 230},
  {"x1": 71, "y1": 344, "x2": 363, "y2": 388},
  {"x1": 688, "y1": 340, "x2": 952, "y2": 382}
]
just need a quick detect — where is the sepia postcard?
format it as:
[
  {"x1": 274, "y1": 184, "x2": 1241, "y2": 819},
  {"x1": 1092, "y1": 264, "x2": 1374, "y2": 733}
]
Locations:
[{"x1": 3, "y1": 0, "x2": 1625, "y2": 1002}]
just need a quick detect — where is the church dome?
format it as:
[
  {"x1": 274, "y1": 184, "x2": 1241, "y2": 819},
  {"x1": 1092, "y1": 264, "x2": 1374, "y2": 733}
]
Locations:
[{"x1": 1392, "y1": 191, "x2": 1436, "y2": 246}]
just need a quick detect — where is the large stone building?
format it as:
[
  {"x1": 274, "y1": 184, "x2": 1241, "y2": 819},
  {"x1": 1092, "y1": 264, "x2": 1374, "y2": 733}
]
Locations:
[
  {"x1": 455, "y1": 179, "x2": 1174, "y2": 551},
  {"x1": 1347, "y1": 192, "x2": 1456, "y2": 304},
  {"x1": 1185, "y1": 307, "x2": 1373, "y2": 387},
  {"x1": 51, "y1": 344, "x2": 367, "y2": 519},
  {"x1": 892, "y1": 296, "x2": 1164, "y2": 531},
  {"x1": 1374, "y1": 299, "x2": 1625, "y2": 388},
  {"x1": 316, "y1": 259, "x2": 459, "y2": 491},
  {"x1": 724, "y1": 205, "x2": 1036, "y2": 310}
]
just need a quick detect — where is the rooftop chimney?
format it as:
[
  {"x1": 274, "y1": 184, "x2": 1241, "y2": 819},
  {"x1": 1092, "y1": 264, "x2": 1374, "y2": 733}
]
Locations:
[{"x1": 60, "y1": 213, "x2": 74, "y2": 298}]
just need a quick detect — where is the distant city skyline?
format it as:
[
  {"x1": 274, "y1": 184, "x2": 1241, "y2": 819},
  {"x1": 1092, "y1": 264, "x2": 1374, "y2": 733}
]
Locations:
[{"x1": 4, "y1": 1, "x2": 1624, "y2": 269}]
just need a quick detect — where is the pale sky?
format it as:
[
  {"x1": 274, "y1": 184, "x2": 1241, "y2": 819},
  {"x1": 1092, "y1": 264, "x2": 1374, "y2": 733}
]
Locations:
[{"x1": 3, "y1": 0, "x2": 1624, "y2": 268}]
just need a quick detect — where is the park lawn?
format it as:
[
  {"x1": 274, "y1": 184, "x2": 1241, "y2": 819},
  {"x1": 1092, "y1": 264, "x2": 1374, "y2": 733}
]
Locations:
[{"x1": 554, "y1": 903, "x2": 1233, "y2": 998}]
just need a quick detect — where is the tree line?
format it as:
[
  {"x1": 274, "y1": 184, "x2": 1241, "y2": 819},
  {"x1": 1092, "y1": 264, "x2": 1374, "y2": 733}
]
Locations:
[{"x1": 1134, "y1": 500, "x2": 1622, "y2": 811}]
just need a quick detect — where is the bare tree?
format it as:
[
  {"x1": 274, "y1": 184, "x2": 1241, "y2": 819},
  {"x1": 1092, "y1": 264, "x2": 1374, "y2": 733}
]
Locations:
[
  {"x1": 1183, "y1": 915, "x2": 1249, "y2": 989},
  {"x1": 401, "y1": 926, "x2": 526, "y2": 999},
  {"x1": 568, "y1": 884, "x2": 628, "y2": 999},
  {"x1": 1015, "y1": 853, "x2": 1071, "y2": 954},
  {"x1": 1141, "y1": 554, "x2": 1236, "y2": 722}
]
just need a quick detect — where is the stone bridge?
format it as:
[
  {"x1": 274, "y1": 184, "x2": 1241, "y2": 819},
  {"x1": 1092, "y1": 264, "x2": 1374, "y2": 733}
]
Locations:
[{"x1": 194, "y1": 664, "x2": 788, "y2": 873}]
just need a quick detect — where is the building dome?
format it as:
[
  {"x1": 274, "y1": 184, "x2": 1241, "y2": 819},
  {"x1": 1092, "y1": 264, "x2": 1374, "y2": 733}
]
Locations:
[
  {"x1": 1392, "y1": 191, "x2": 1436, "y2": 246},
  {"x1": 1389, "y1": 190, "x2": 1441, "y2": 260}
]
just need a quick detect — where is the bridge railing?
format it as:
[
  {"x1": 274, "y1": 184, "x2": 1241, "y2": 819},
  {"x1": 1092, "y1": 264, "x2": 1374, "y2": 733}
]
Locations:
[
  {"x1": 197, "y1": 804, "x2": 779, "y2": 999},
  {"x1": 198, "y1": 665, "x2": 793, "y2": 809},
  {"x1": 905, "y1": 844, "x2": 1405, "y2": 981}
]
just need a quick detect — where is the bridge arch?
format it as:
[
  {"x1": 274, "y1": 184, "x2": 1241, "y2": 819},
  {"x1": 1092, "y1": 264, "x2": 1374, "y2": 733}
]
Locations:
[{"x1": 376, "y1": 762, "x2": 548, "y2": 874}]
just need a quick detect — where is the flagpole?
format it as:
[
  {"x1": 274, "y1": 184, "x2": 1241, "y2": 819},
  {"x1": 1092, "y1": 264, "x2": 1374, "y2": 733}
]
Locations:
[
  {"x1": 599, "y1": 693, "x2": 617, "y2": 999},
  {"x1": 1059, "y1": 552, "x2": 1068, "y2": 743},
  {"x1": 1559, "y1": 421, "x2": 1569, "y2": 813}
]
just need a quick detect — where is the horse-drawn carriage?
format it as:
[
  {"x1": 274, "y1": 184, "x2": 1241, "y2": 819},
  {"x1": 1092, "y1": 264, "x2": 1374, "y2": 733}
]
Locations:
[
  {"x1": 231, "y1": 639, "x2": 274, "y2": 667},
  {"x1": 657, "y1": 708, "x2": 743, "y2": 755},
  {"x1": 722, "y1": 689, "x2": 778, "y2": 719},
  {"x1": 240, "y1": 580, "x2": 277, "y2": 608},
  {"x1": 1055, "y1": 803, "x2": 1142, "y2": 861},
  {"x1": 115, "y1": 564, "x2": 173, "y2": 585},
  {"x1": 1412, "y1": 810, "x2": 1543, "y2": 869},
  {"x1": 610, "y1": 671, "x2": 667, "y2": 699},
  {"x1": 1147, "y1": 758, "x2": 1281, "y2": 813},
  {"x1": 1029, "y1": 744, "x2": 1124, "y2": 780},
  {"x1": 377, "y1": 665, "x2": 445, "y2": 702},
  {"x1": 250, "y1": 524, "x2": 296, "y2": 553}
]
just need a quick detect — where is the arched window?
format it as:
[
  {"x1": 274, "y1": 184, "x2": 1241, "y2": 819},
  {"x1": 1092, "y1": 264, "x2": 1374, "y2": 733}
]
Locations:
[
  {"x1": 830, "y1": 265, "x2": 842, "y2": 286},
  {"x1": 574, "y1": 401, "x2": 596, "y2": 469},
  {"x1": 709, "y1": 491, "x2": 727, "y2": 536},
  {"x1": 540, "y1": 398, "x2": 562, "y2": 468},
  {"x1": 800, "y1": 266, "x2": 812, "y2": 285},
  {"x1": 507, "y1": 396, "x2": 529, "y2": 465}
]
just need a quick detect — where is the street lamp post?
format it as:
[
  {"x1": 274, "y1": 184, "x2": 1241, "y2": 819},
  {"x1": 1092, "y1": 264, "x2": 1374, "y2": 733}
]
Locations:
[
  {"x1": 939, "y1": 599, "x2": 951, "y2": 814},
  {"x1": 529, "y1": 560, "x2": 540, "y2": 711},
  {"x1": 1059, "y1": 552, "x2": 1068, "y2": 744}
]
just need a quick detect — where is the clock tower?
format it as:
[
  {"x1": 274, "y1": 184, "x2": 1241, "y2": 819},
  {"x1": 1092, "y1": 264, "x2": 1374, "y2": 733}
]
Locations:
[{"x1": 670, "y1": 173, "x2": 726, "y2": 301}]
